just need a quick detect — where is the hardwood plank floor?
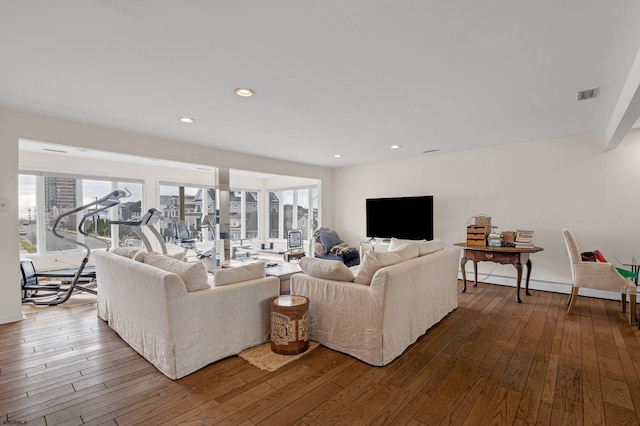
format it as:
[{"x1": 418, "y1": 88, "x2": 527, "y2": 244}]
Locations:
[{"x1": 3, "y1": 281, "x2": 640, "y2": 425}]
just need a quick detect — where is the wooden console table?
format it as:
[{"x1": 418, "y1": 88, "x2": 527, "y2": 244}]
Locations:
[{"x1": 454, "y1": 243, "x2": 544, "y2": 303}]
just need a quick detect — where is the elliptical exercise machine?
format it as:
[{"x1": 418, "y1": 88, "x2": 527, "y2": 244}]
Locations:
[
  {"x1": 110, "y1": 208, "x2": 167, "y2": 254},
  {"x1": 22, "y1": 189, "x2": 129, "y2": 306}
]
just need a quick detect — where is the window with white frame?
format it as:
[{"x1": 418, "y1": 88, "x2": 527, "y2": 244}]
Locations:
[
  {"x1": 229, "y1": 189, "x2": 260, "y2": 244},
  {"x1": 158, "y1": 182, "x2": 217, "y2": 244},
  {"x1": 268, "y1": 186, "x2": 319, "y2": 241},
  {"x1": 18, "y1": 173, "x2": 143, "y2": 255}
]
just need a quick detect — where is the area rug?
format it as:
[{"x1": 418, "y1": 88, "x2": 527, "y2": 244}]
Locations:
[
  {"x1": 239, "y1": 341, "x2": 319, "y2": 372},
  {"x1": 21, "y1": 292, "x2": 97, "y2": 314}
]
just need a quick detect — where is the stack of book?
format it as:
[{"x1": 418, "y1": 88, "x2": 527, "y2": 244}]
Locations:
[{"x1": 515, "y1": 230, "x2": 535, "y2": 248}]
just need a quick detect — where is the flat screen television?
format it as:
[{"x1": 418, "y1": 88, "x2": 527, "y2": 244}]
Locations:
[{"x1": 366, "y1": 196, "x2": 433, "y2": 240}]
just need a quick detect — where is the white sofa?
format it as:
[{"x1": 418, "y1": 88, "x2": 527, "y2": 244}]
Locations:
[
  {"x1": 291, "y1": 240, "x2": 459, "y2": 366},
  {"x1": 94, "y1": 250, "x2": 280, "y2": 379}
]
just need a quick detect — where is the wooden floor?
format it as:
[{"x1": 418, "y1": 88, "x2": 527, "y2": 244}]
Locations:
[{"x1": 3, "y1": 281, "x2": 640, "y2": 425}]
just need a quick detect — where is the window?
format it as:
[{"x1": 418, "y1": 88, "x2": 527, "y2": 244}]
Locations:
[
  {"x1": 268, "y1": 186, "x2": 319, "y2": 241},
  {"x1": 158, "y1": 183, "x2": 216, "y2": 244},
  {"x1": 245, "y1": 191, "x2": 259, "y2": 240},
  {"x1": 296, "y1": 189, "x2": 310, "y2": 240},
  {"x1": 114, "y1": 182, "x2": 143, "y2": 247},
  {"x1": 81, "y1": 180, "x2": 112, "y2": 243},
  {"x1": 311, "y1": 187, "x2": 319, "y2": 234},
  {"x1": 18, "y1": 175, "x2": 37, "y2": 253},
  {"x1": 282, "y1": 190, "x2": 294, "y2": 237},
  {"x1": 269, "y1": 192, "x2": 279, "y2": 238},
  {"x1": 229, "y1": 189, "x2": 260, "y2": 244},
  {"x1": 18, "y1": 173, "x2": 143, "y2": 255}
]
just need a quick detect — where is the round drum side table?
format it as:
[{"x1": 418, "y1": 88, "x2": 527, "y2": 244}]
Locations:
[{"x1": 270, "y1": 295, "x2": 309, "y2": 355}]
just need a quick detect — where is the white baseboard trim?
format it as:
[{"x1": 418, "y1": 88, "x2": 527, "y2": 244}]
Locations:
[{"x1": 458, "y1": 272, "x2": 628, "y2": 302}]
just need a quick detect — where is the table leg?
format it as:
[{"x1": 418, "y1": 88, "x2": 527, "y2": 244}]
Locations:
[
  {"x1": 525, "y1": 259, "x2": 532, "y2": 296},
  {"x1": 473, "y1": 260, "x2": 478, "y2": 287},
  {"x1": 515, "y1": 261, "x2": 523, "y2": 303},
  {"x1": 460, "y1": 256, "x2": 468, "y2": 292}
]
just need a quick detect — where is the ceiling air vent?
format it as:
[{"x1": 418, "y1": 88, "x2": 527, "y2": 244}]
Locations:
[
  {"x1": 577, "y1": 87, "x2": 599, "y2": 101},
  {"x1": 422, "y1": 149, "x2": 440, "y2": 154}
]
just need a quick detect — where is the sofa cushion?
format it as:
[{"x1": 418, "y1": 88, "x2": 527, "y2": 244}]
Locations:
[
  {"x1": 300, "y1": 257, "x2": 354, "y2": 282},
  {"x1": 388, "y1": 237, "x2": 444, "y2": 256},
  {"x1": 112, "y1": 247, "x2": 147, "y2": 262},
  {"x1": 317, "y1": 230, "x2": 343, "y2": 253},
  {"x1": 213, "y1": 262, "x2": 266, "y2": 287},
  {"x1": 144, "y1": 252, "x2": 210, "y2": 292},
  {"x1": 354, "y1": 250, "x2": 403, "y2": 285}
]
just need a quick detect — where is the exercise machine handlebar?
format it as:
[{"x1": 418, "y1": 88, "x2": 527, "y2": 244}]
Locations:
[{"x1": 32, "y1": 189, "x2": 129, "y2": 306}]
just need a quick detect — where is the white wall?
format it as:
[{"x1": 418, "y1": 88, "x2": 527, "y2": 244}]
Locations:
[
  {"x1": 333, "y1": 131, "x2": 640, "y2": 293},
  {"x1": 0, "y1": 107, "x2": 334, "y2": 324}
]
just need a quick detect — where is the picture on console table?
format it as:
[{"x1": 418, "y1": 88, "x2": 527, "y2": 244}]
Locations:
[{"x1": 366, "y1": 195, "x2": 433, "y2": 240}]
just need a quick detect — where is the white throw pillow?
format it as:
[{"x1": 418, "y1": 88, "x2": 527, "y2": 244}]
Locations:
[
  {"x1": 300, "y1": 257, "x2": 354, "y2": 282},
  {"x1": 354, "y1": 250, "x2": 403, "y2": 285},
  {"x1": 388, "y1": 237, "x2": 444, "y2": 256},
  {"x1": 144, "y1": 252, "x2": 210, "y2": 292},
  {"x1": 112, "y1": 247, "x2": 147, "y2": 262},
  {"x1": 213, "y1": 262, "x2": 266, "y2": 287},
  {"x1": 166, "y1": 252, "x2": 186, "y2": 261},
  {"x1": 391, "y1": 242, "x2": 420, "y2": 261}
]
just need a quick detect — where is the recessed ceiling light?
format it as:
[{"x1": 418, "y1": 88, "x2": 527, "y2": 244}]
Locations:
[
  {"x1": 390, "y1": 145, "x2": 401, "y2": 149},
  {"x1": 235, "y1": 88, "x2": 255, "y2": 97},
  {"x1": 333, "y1": 154, "x2": 342, "y2": 158},
  {"x1": 179, "y1": 117, "x2": 195, "y2": 123}
]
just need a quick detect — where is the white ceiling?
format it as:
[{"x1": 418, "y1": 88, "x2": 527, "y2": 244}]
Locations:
[{"x1": 2, "y1": 1, "x2": 640, "y2": 168}]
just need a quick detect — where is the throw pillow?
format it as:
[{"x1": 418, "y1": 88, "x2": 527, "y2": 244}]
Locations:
[
  {"x1": 112, "y1": 247, "x2": 147, "y2": 262},
  {"x1": 167, "y1": 252, "x2": 186, "y2": 261},
  {"x1": 388, "y1": 237, "x2": 423, "y2": 251},
  {"x1": 213, "y1": 262, "x2": 266, "y2": 287},
  {"x1": 391, "y1": 242, "x2": 420, "y2": 261},
  {"x1": 388, "y1": 237, "x2": 444, "y2": 256},
  {"x1": 416, "y1": 239, "x2": 444, "y2": 256},
  {"x1": 594, "y1": 250, "x2": 607, "y2": 263},
  {"x1": 299, "y1": 257, "x2": 354, "y2": 282},
  {"x1": 144, "y1": 252, "x2": 210, "y2": 292},
  {"x1": 354, "y1": 250, "x2": 403, "y2": 285},
  {"x1": 317, "y1": 230, "x2": 342, "y2": 253}
]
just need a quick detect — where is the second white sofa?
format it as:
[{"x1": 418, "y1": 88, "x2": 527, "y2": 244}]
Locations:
[{"x1": 291, "y1": 240, "x2": 459, "y2": 366}]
